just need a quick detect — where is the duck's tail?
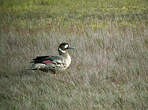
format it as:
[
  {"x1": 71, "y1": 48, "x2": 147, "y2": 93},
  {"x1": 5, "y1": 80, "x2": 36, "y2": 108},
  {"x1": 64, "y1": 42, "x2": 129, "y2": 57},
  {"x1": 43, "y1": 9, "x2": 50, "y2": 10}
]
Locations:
[
  {"x1": 26, "y1": 63, "x2": 47, "y2": 71},
  {"x1": 25, "y1": 67, "x2": 36, "y2": 70},
  {"x1": 25, "y1": 64, "x2": 37, "y2": 70}
]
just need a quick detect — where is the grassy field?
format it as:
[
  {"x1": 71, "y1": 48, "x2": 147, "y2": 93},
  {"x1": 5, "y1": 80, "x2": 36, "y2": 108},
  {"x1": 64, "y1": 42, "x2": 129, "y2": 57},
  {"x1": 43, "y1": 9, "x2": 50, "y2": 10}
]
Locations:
[{"x1": 0, "y1": 0, "x2": 148, "y2": 110}]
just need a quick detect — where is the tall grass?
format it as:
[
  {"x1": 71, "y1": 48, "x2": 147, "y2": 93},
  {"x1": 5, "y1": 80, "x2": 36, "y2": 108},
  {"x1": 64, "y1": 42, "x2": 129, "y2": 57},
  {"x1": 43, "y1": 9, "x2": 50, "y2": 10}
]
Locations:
[
  {"x1": 1, "y1": 23, "x2": 148, "y2": 110},
  {"x1": 0, "y1": 0, "x2": 148, "y2": 110}
]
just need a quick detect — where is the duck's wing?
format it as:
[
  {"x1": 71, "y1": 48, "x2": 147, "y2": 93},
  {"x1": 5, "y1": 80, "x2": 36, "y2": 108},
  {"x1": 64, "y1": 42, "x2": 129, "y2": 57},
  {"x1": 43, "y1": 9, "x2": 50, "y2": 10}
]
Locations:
[
  {"x1": 31, "y1": 56, "x2": 51, "y2": 63},
  {"x1": 31, "y1": 56, "x2": 63, "y2": 65}
]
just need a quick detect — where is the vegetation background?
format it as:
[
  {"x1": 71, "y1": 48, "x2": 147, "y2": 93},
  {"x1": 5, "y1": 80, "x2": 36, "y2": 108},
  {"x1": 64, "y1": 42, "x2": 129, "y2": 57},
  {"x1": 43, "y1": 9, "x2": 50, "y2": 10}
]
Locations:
[{"x1": 0, "y1": 0, "x2": 148, "y2": 109}]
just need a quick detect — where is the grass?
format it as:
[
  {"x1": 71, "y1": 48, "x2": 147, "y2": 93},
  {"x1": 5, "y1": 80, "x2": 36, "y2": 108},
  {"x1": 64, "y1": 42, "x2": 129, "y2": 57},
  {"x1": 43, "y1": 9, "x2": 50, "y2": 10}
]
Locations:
[{"x1": 0, "y1": 0, "x2": 148, "y2": 110}]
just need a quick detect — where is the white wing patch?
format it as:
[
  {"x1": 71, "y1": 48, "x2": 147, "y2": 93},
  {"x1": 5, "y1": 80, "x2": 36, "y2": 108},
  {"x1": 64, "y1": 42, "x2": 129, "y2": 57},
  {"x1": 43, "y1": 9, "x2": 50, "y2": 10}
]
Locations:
[{"x1": 55, "y1": 60, "x2": 62, "y2": 66}]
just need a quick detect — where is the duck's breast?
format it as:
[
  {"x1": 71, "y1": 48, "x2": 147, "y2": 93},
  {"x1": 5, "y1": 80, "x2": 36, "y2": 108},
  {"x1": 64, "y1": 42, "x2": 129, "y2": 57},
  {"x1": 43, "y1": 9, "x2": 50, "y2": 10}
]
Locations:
[{"x1": 63, "y1": 55, "x2": 71, "y2": 69}]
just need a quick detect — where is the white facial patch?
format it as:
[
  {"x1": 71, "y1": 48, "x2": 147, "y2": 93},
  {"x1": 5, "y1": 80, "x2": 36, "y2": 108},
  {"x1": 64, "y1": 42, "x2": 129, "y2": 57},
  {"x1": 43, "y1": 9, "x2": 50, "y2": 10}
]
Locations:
[
  {"x1": 64, "y1": 44, "x2": 68, "y2": 48},
  {"x1": 58, "y1": 48, "x2": 66, "y2": 53}
]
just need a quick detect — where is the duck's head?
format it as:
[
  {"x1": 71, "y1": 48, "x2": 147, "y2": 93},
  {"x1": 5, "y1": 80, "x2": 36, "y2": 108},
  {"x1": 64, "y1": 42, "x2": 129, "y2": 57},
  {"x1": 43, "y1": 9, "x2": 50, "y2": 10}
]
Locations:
[{"x1": 58, "y1": 42, "x2": 74, "y2": 55}]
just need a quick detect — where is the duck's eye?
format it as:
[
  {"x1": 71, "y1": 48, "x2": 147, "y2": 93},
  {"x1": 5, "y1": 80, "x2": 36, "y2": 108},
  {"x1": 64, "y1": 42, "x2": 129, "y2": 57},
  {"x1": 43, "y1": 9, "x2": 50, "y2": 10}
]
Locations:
[{"x1": 64, "y1": 44, "x2": 68, "y2": 49}]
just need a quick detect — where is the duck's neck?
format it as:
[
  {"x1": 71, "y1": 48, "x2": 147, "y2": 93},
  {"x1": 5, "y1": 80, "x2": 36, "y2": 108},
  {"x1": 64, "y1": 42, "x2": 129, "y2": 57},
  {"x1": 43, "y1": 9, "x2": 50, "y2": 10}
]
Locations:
[
  {"x1": 58, "y1": 48, "x2": 68, "y2": 56},
  {"x1": 59, "y1": 51, "x2": 70, "y2": 57}
]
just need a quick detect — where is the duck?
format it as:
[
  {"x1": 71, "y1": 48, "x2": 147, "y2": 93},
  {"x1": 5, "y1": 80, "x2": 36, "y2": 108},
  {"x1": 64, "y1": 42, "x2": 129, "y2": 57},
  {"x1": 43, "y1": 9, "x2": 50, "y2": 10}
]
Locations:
[{"x1": 29, "y1": 42, "x2": 74, "y2": 77}]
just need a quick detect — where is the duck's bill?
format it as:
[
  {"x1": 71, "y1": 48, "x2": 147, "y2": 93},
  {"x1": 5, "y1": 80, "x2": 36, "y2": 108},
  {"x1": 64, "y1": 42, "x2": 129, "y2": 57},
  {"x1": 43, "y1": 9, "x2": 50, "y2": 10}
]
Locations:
[{"x1": 68, "y1": 47, "x2": 75, "y2": 50}]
